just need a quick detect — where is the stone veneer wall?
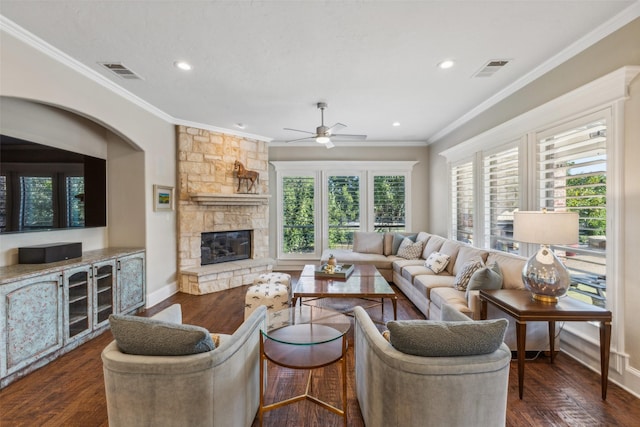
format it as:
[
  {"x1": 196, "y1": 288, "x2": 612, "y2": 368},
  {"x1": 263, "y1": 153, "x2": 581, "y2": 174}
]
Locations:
[{"x1": 176, "y1": 125, "x2": 272, "y2": 294}]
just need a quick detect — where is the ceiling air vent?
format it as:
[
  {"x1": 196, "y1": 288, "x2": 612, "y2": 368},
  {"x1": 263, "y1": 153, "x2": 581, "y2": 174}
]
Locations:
[
  {"x1": 472, "y1": 59, "x2": 511, "y2": 78},
  {"x1": 99, "y1": 62, "x2": 143, "y2": 80}
]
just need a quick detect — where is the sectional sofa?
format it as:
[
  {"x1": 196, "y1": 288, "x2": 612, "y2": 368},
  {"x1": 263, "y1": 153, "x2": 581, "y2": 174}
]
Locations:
[{"x1": 321, "y1": 231, "x2": 555, "y2": 350}]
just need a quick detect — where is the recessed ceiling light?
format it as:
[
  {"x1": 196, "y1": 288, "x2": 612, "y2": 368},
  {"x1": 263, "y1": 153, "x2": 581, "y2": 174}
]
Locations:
[
  {"x1": 392, "y1": 122, "x2": 401, "y2": 127},
  {"x1": 174, "y1": 61, "x2": 192, "y2": 71},
  {"x1": 438, "y1": 60, "x2": 455, "y2": 70}
]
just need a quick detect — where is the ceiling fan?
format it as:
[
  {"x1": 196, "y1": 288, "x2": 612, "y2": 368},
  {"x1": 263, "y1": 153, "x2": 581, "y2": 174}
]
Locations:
[{"x1": 284, "y1": 102, "x2": 367, "y2": 149}]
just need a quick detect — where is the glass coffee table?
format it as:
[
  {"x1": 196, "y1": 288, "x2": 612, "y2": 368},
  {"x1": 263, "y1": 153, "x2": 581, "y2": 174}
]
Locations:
[
  {"x1": 294, "y1": 264, "x2": 397, "y2": 322},
  {"x1": 258, "y1": 306, "x2": 351, "y2": 426}
]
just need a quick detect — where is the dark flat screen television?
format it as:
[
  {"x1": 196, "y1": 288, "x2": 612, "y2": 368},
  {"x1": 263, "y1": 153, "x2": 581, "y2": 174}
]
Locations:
[{"x1": 0, "y1": 134, "x2": 107, "y2": 233}]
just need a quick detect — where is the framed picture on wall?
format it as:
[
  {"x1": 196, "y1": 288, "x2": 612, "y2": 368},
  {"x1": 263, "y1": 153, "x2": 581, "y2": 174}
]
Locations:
[{"x1": 153, "y1": 185, "x2": 174, "y2": 211}]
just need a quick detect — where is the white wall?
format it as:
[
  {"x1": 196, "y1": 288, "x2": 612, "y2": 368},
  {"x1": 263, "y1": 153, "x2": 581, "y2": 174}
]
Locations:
[
  {"x1": 0, "y1": 30, "x2": 177, "y2": 306},
  {"x1": 427, "y1": 18, "x2": 640, "y2": 396}
]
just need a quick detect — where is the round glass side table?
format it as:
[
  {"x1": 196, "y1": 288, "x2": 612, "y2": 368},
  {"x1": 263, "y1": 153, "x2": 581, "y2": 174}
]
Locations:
[{"x1": 258, "y1": 305, "x2": 351, "y2": 426}]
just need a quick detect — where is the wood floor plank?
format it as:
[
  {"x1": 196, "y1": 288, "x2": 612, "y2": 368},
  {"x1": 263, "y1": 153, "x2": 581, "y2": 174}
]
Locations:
[{"x1": 1, "y1": 276, "x2": 638, "y2": 427}]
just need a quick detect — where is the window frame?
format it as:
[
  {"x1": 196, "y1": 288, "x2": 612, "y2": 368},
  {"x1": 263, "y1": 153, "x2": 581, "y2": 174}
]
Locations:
[
  {"x1": 271, "y1": 161, "x2": 417, "y2": 261},
  {"x1": 439, "y1": 67, "x2": 636, "y2": 359}
]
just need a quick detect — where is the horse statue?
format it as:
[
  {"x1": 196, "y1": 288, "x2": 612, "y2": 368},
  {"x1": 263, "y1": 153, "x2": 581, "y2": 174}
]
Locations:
[{"x1": 234, "y1": 160, "x2": 259, "y2": 193}]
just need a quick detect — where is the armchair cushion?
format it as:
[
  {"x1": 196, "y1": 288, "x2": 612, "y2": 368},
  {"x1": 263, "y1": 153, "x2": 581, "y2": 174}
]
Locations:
[
  {"x1": 109, "y1": 314, "x2": 215, "y2": 356},
  {"x1": 386, "y1": 317, "x2": 508, "y2": 357}
]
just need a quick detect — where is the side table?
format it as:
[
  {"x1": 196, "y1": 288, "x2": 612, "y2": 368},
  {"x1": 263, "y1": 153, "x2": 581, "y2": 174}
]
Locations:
[
  {"x1": 259, "y1": 306, "x2": 351, "y2": 426},
  {"x1": 479, "y1": 289, "x2": 612, "y2": 399}
]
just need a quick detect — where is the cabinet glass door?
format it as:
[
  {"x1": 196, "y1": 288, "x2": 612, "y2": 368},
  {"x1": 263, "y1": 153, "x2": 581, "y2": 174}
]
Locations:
[
  {"x1": 67, "y1": 270, "x2": 91, "y2": 339},
  {"x1": 94, "y1": 263, "x2": 115, "y2": 326}
]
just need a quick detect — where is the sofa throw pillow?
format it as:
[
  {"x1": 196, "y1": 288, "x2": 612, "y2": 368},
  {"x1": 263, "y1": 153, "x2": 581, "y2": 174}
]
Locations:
[
  {"x1": 397, "y1": 238, "x2": 424, "y2": 260},
  {"x1": 109, "y1": 314, "x2": 215, "y2": 356},
  {"x1": 424, "y1": 252, "x2": 450, "y2": 274},
  {"x1": 353, "y1": 232, "x2": 384, "y2": 254},
  {"x1": 386, "y1": 318, "x2": 508, "y2": 357},
  {"x1": 465, "y1": 261, "x2": 503, "y2": 298},
  {"x1": 453, "y1": 256, "x2": 485, "y2": 291},
  {"x1": 392, "y1": 233, "x2": 418, "y2": 255}
]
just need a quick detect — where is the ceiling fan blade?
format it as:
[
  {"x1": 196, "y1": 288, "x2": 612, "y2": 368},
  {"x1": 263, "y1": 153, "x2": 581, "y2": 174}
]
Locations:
[
  {"x1": 332, "y1": 133, "x2": 368, "y2": 140},
  {"x1": 284, "y1": 127, "x2": 316, "y2": 135},
  {"x1": 286, "y1": 136, "x2": 316, "y2": 143},
  {"x1": 328, "y1": 123, "x2": 346, "y2": 134},
  {"x1": 325, "y1": 141, "x2": 335, "y2": 149}
]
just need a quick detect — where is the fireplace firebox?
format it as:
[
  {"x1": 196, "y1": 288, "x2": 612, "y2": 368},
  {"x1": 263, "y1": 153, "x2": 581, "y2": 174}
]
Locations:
[{"x1": 201, "y1": 230, "x2": 252, "y2": 265}]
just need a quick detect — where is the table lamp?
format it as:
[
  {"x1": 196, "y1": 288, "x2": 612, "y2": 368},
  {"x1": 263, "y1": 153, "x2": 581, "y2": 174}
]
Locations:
[{"x1": 513, "y1": 209, "x2": 579, "y2": 303}]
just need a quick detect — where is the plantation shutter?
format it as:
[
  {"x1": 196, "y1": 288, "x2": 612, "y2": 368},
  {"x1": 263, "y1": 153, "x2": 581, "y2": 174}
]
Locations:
[
  {"x1": 537, "y1": 119, "x2": 607, "y2": 307},
  {"x1": 373, "y1": 175, "x2": 406, "y2": 233},
  {"x1": 483, "y1": 145, "x2": 519, "y2": 253},
  {"x1": 451, "y1": 161, "x2": 474, "y2": 244},
  {"x1": 327, "y1": 175, "x2": 360, "y2": 249}
]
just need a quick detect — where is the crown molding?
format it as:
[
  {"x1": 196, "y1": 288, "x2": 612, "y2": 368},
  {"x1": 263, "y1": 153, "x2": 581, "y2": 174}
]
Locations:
[
  {"x1": 429, "y1": 0, "x2": 640, "y2": 144},
  {"x1": 0, "y1": 15, "x2": 273, "y2": 143}
]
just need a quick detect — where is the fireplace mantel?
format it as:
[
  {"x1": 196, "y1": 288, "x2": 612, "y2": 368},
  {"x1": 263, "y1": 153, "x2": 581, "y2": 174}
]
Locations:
[{"x1": 189, "y1": 193, "x2": 271, "y2": 206}]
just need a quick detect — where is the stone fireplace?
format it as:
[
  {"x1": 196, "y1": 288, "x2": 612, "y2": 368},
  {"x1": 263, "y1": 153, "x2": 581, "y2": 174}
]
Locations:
[{"x1": 176, "y1": 125, "x2": 273, "y2": 295}]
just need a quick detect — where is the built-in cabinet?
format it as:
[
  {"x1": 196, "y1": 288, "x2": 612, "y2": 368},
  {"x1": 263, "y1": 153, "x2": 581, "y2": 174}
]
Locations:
[
  {"x1": 117, "y1": 252, "x2": 145, "y2": 314},
  {"x1": 0, "y1": 248, "x2": 145, "y2": 388}
]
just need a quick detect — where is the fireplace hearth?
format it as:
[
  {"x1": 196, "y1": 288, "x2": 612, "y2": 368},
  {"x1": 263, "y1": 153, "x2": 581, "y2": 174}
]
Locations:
[{"x1": 201, "y1": 230, "x2": 252, "y2": 265}]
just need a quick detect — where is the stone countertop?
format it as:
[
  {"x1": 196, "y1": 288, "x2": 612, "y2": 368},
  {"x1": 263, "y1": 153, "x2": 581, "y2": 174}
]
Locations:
[{"x1": 0, "y1": 247, "x2": 145, "y2": 285}]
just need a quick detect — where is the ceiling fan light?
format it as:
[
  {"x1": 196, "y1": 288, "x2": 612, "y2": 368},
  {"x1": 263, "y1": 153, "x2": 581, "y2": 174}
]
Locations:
[{"x1": 316, "y1": 136, "x2": 331, "y2": 144}]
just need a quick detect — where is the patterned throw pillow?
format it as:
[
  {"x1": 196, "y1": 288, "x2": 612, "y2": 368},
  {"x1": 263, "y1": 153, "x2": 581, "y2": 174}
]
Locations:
[
  {"x1": 397, "y1": 238, "x2": 424, "y2": 260},
  {"x1": 424, "y1": 252, "x2": 451, "y2": 274},
  {"x1": 454, "y1": 256, "x2": 485, "y2": 291}
]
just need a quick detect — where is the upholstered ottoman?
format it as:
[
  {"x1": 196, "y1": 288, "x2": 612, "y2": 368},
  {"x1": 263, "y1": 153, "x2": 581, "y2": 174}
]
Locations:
[
  {"x1": 244, "y1": 281, "x2": 290, "y2": 320},
  {"x1": 253, "y1": 272, "x2": 292, "y2": 302}
]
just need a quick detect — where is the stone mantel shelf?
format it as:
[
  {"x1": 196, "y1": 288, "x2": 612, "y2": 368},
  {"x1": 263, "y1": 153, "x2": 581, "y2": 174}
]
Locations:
[{"x1": 189, "y1": 193, "x2": 271, "y2": 206}]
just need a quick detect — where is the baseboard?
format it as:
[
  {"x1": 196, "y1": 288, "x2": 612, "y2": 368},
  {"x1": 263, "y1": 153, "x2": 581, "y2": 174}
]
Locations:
[
  {"x1": 146, "y1": 281, "x2": 178, "y2": 308},
  {"x1": 560, "y1": 325, "x2": 640, "y2": 399}
]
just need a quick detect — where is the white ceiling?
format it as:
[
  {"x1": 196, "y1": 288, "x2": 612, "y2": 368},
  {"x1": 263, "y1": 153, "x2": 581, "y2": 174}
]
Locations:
[{"x1": 1, "y1": 1, "x2": 638, "y2": 146}]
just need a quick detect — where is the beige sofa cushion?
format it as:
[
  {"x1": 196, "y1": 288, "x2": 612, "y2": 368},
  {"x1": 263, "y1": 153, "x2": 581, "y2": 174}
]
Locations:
[
  {"x1": 453, "y1": 246, "x2": 489, "y2": 275},
  {"x1": 401, "y1": 265, "x2": 433, "y2": 283},
  {"x1": 353, "y1": 232, "x2": 384, "y2": 254},
  {"x1": 486, "y1": 252, "x2": 526, "y2": 289},
  {"x1": 383, "y1": 232, "x2": 395, "y2": 256},
  {"x1": 422, "y1": 235, "x2": 446, "y2": 259},
  {"x1": 430, "y1": 287, "x2": 469, "y2": 315},
  {"x1": 438, "y1": 240, "x2": 464, "y2": 275},
  {"x1": 392, "y1": 258, "x2": 424, "y2": 274},
  {"x1": 412, "y1": 274, "x2": 456, "y2": 299},
  {"x1": 416, "y1": 231, "x2": 432, "y2": 242}
]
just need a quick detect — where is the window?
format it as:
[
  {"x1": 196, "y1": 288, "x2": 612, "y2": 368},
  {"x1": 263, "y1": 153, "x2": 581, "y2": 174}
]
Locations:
[
  {"x1": 451, "y1": 161, "x2": 474, "y2": 244},
  {"x1": 282, "y1": 175, "x2": 316, "y2": 255},
  {"x1": 273, "y1": 161, "x2": 416, "y2": 259},
  {"x1": 537, "y1": 119, "x2": 607, "y2": 307},
  {"x1": 373, "y1": 175, "x2": 406, "y2": 233},
  {"x1": 327, "y1": 175, "x2": 360, "y2": 249},
  {"x1": 483, "y1": 145, "x2": 520, "y2": 253}
]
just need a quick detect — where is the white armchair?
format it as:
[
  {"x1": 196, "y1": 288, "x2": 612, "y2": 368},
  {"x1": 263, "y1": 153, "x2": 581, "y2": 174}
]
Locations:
[
  {"x1": 354, "y1": 305, "x2": 511, "y2": 427},
  {"x1": 102, "y1": 304, "x2": 267, "y2": 427}
]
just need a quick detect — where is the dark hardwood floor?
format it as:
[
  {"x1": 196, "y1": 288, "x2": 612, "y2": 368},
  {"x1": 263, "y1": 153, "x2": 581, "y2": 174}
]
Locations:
[{"x1": 1, "y1": 277, "x2": 639, "y2": 427}]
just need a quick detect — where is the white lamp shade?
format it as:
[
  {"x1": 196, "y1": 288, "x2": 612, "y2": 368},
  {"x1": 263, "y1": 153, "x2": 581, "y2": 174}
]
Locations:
[{"x1": 513, "y1": 211, "x2": 579, "y2": 245}]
